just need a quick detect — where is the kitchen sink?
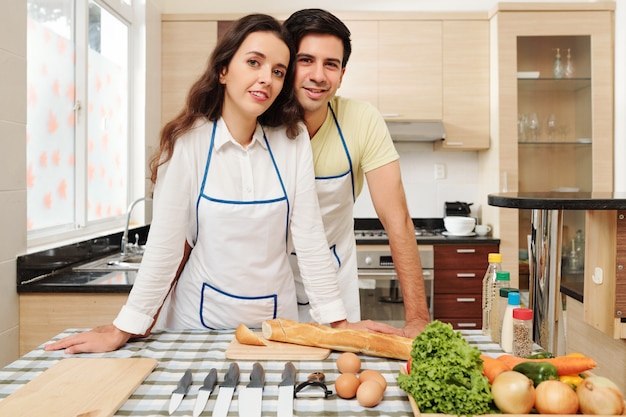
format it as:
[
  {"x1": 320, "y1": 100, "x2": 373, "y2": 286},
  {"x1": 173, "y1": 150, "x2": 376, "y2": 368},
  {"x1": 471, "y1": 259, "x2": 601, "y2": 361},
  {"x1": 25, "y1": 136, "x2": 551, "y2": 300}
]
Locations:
[{"x1": 73, "y1": 252, "x2": 143, "y2": 272}]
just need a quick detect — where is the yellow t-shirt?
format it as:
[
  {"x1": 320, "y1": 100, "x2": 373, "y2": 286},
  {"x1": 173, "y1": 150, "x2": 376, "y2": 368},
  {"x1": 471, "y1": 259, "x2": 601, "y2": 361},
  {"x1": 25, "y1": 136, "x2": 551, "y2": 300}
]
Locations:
[{"x1": 310, "y1": 96, "x2": 399, "y2": 198}]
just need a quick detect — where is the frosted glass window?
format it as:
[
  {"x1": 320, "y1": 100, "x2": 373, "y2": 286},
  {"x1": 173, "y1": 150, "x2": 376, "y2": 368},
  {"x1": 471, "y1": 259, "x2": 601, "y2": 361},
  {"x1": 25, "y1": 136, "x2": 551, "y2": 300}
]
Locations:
[{"x1": 27, "y1": 0, "x2": 131, "y2": 238}]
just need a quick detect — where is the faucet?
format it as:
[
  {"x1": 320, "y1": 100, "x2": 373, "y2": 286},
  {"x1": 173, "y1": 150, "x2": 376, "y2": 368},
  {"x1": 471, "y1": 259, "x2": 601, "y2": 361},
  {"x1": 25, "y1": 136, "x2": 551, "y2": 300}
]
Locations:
[{"x1": 121, "y1": 196, "x2": 153, "y2": 256}]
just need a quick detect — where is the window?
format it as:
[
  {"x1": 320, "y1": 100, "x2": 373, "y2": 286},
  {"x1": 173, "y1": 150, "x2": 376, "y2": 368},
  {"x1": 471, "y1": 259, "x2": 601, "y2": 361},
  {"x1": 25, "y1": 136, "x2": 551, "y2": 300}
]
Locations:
[{"x1": 27, "y1": 0, "x2": 133, "y2": 245}]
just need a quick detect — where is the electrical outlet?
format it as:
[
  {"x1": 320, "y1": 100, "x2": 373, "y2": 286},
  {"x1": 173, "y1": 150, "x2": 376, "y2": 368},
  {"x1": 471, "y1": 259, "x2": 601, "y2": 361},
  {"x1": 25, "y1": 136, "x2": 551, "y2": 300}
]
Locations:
[{"x1": 434, "y1": 163, "x2": 446, "y2": 180}]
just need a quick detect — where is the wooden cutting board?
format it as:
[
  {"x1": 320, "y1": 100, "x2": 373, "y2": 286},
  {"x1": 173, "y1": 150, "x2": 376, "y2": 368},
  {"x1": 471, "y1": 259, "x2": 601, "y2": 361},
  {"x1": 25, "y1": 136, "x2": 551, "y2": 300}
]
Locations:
[
  {"x1": 225, "y1": 333, "x2": 331, "y2": 360},
  {"x1": 0, "y1": 357, "x2": 157, "y2": 417}
]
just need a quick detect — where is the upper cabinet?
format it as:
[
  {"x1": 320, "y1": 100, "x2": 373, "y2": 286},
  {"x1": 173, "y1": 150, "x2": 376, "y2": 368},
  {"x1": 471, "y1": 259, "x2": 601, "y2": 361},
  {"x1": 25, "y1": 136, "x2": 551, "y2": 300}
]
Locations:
[
  {"x1": 161, "y1": 19, "x2": 218, "y2": 126},
  {"x1": 340, "y1": 16, "x2": 490, "y2": 150},
  {"x1": 482, "y1": 3, "x2": 614, "y2": 285}
]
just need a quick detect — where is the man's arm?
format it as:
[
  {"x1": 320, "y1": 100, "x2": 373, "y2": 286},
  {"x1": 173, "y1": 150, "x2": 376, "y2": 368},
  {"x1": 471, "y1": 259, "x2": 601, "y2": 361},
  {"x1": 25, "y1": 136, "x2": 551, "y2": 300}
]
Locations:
[{"x1": 365, "y1": 160, "x2": 430, "y2": 337}]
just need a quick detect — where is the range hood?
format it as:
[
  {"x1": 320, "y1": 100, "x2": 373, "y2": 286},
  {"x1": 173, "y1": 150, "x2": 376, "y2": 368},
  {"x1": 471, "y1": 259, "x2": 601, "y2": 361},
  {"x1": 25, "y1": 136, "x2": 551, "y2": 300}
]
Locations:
[{"x1": 385, "y1": 120, "x2": 446, "y2": 142}]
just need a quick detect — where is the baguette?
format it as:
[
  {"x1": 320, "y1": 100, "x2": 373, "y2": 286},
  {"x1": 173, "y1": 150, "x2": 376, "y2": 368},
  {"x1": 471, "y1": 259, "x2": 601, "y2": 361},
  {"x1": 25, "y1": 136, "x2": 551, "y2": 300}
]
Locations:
[
  {"x1": 235, "y1": 323, "x2": 268, "y2": 346},
  {"x1": 262, "y1": 318, "x2": 412, "y2": 360}
]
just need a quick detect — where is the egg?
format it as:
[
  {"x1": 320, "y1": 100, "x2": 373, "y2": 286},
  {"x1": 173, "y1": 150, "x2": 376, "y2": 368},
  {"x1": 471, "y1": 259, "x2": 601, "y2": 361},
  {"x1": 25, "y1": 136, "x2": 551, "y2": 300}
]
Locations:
[
  {"x1": 356, "y1": 379, "x2": 385, "y2": 407},
  {"x1": 336, "y1": 352, "x2": 361, "y2": 374},
  {"x1": 335, "y1": 372, "x2": 360, "y2": 399},
  {"x1": 358, "y1": 369, "x2": 387, "y2": 390}
]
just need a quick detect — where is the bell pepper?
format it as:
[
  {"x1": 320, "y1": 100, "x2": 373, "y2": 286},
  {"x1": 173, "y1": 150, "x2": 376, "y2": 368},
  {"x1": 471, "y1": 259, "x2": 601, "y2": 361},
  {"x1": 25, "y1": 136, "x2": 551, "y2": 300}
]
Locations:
[
  {"x1": 560, "y1": 374, "x2": 584, "y2": 389},
  {"x1": 512, "y1": 361, "x2": 559, "y2": 387},
  {"x1": 527, "y1": 351, "x2": 554, "y2": 359}
]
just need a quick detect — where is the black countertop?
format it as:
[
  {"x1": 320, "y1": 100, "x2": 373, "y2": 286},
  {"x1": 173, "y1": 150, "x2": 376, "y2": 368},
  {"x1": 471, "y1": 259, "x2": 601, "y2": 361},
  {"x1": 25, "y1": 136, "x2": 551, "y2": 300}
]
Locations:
[
  {"x1": 18, "y1": 222, "x2": 500, "y2": 294},
  {"x1": 488, "y1": 192, "x2": 626, "y2": 210}
]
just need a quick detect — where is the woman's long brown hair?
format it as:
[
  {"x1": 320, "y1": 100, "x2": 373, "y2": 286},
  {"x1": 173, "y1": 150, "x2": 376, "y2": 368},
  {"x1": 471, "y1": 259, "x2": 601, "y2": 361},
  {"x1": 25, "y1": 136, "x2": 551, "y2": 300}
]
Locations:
[{"x1": 149, "y1": 14, "x2": 302, "y2": 184}]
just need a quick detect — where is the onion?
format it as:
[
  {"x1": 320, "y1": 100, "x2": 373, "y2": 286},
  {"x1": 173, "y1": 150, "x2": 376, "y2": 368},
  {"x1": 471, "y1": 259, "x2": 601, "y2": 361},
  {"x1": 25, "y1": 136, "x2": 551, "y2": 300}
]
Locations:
[
  {"x1": 577, "y1": 376, "x2": 625, "y2": 415},
  {"x1": 491, "y1": 371, "x2": 535, "y2": 414},
  {"x1": 534, "y1": 380, "x2": 579, "y2": 414}
]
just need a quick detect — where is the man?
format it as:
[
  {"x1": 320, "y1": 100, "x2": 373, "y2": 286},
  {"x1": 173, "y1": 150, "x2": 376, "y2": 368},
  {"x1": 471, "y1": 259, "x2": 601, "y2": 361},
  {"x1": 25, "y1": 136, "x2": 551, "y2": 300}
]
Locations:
[{"x1": 284, "y1": 9, "x2": 430, "y2": 338}]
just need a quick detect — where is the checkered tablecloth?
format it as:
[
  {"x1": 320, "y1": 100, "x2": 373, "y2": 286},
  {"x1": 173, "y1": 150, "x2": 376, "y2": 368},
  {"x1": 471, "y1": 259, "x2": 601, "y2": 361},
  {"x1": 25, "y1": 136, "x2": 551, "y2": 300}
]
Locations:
[{"x1": 0, "y1": 329, "x2": 506, "y2": 416}]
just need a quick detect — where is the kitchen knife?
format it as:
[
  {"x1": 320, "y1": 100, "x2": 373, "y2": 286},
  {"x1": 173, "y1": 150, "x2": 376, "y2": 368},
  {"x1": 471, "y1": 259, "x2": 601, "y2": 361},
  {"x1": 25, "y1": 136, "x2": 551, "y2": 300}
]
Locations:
[
  {"x1": 277, "y1": 362, "x2": 296, "y2": 417},
  {"x1": 169, "y1": 369, "x2": 192, "y2": 415},
  {"x1": 192, "y1": 368, "x2": 218, "y2": 417},
  {"x1": 211, "y1": 362, "x2": 240, "y2": 417},
  {"x1": 238, "y1": 362, "x2": 265, "y2": 417}
]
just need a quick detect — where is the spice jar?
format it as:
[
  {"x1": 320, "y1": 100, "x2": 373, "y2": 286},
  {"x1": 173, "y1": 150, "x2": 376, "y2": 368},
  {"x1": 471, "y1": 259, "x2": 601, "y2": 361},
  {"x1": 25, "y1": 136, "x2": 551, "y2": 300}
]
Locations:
[{"x1": 512, "y1": 308, "x2": 533, "y2": 358}]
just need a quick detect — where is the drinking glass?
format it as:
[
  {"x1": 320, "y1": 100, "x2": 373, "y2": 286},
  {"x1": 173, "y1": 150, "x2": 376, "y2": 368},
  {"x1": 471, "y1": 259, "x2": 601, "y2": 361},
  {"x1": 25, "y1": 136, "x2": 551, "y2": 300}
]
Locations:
[
  {"x1": 528, "y1": 113, "x2": 540, "y2": 141},
  {"x1": 546, "y1": 114, "x2": 556, "y2": 141}
]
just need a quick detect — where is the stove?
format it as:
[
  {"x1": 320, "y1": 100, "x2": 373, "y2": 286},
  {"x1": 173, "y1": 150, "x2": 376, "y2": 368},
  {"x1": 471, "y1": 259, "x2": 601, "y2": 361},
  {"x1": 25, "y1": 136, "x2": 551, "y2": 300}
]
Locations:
[
  {"x1": 354, "y1": 218, "x2": 437, "y2": 323},
  {"x1": 353, "y1": 218, "x2": 445, "y2": 243}
]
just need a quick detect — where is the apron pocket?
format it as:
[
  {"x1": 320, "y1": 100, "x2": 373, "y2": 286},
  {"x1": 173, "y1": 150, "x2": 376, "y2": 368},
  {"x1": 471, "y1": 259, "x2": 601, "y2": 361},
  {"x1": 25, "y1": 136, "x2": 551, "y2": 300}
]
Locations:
[{"x1": 200, "y1": 282, "x2": 277, "y2": 330}]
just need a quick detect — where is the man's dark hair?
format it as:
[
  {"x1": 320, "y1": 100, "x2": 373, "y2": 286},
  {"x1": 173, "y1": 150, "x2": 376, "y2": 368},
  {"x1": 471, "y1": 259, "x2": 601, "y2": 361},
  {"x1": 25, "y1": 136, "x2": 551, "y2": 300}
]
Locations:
[{"x1": 283, "y1": 8, "x2": 352, "y2": 68}]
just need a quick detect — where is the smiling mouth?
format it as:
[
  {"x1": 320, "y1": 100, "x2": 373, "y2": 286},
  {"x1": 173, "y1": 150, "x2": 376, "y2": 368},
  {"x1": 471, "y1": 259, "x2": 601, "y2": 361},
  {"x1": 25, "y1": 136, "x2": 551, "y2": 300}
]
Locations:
[
  {"x1": 250, "y1": 91, "x2": 268, "y2": 99},
  {"x1": 304, "y1": 87, "x2": 328, "y2": 94}
]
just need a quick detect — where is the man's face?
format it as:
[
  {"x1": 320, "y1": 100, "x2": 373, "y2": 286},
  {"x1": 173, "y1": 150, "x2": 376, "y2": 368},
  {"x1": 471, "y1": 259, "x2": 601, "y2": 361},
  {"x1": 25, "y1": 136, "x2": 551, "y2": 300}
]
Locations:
[{"x1": 293, "y1": 33, "x2": 346, "y2": 118}]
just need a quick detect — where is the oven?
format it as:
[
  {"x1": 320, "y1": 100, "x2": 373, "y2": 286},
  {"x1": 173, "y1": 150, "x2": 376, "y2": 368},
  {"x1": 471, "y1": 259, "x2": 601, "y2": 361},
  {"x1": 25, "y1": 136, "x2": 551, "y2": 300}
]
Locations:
[{"x1": 356, "y1": 244, "x2": 434, "y2": 325}]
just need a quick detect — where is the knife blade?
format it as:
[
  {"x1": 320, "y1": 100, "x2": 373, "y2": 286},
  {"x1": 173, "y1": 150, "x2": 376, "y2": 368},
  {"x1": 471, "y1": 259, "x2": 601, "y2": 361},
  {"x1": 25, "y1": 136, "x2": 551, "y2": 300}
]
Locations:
[
  {"x1": 169, "y1": 369, "x2": 192, "y2": 415},
  {"x1": 277, "y1": 362, "x2": 296, "y2": 417},
  {"x1": 238, "y1": 362, "x2": 265, "y2": 417},
  {"x1": 192, "y1": 368, "x2": 218, "y2": 417},
  {"x1": 211, "y1": 362, "x2": 240, "y2": 417}
]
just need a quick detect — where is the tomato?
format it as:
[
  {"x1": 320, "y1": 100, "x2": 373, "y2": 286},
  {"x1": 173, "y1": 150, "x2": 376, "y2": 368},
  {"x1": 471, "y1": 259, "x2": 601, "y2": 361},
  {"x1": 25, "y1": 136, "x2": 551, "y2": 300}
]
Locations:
[{"x1": 406, "y1": 358, "x2": 412, "y2": 374}]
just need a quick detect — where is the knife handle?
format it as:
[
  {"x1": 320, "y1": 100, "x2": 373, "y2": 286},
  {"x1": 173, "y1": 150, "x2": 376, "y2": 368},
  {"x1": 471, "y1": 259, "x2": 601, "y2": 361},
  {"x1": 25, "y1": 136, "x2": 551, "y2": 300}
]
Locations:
[
  {"x1": 248, "y1": 362, "x2": 265, "y2": 388},
  {"x1": 279, "y1": 362, "x2": 296, "y2": 387},
  {"x1": 201, "y1": 368, "x2": 218, "y2": 391},
  {"x1": 174, "y1": 369, "x2": 193, "y2": 394},
  {"x1": 222, "y1": 362, "x2": 240, "y2": 388}
]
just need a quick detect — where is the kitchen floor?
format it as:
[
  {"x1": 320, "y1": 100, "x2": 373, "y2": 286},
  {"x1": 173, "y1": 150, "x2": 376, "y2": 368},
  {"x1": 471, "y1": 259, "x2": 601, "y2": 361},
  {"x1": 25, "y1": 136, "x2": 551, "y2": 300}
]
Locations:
[{"x1": 359, "y1": 287, "x2": 405, "y2": 328}]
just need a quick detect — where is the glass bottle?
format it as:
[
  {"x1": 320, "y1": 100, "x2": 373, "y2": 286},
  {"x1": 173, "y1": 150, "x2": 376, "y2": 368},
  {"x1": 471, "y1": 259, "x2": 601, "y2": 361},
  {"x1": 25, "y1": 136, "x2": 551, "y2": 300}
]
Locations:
[
  {"x1": 512, "y1": 308, "x2": 534, "y2": 358},
  {"x1": 564, "y1": 48, "x2": 575, "y2": 78},
  {"x1": 481, "y1": 253, "x2": 503, "y2": 336},
  {"x1": 500, "y1": 291, "x2": 521, "y2": 353},
  {"x1": 553, "y1": 47, "x2": 564, "y2": 79},
  {"x1": 488, "y1": 271, "x2": 511, "y2": 343}
]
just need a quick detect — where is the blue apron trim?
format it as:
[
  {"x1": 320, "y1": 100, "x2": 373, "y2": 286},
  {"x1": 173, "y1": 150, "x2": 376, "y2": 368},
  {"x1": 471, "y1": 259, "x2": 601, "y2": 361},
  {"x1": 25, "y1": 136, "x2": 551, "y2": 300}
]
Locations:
[
  {"x1": 327, "y1": 103, "x2": 356, "y2": 202},
  {"x1": 196, "y1": 122, "x2": 290, "y2": 244},
  {"x1": 330, "y1": 244, "x2": 341, "y2": 268},
  {"x1": 199, "y1": 282, "x2": 278, "y2": 330}
]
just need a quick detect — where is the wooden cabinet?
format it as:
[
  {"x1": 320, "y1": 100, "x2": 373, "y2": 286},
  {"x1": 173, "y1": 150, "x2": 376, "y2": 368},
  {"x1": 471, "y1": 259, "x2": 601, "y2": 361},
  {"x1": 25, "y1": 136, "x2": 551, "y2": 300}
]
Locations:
[
  {"x1": 482, "y1": 3, "x2": 614, "y2": 284},
  {"x1": 438, "y1": 20, "x2": 490, "y2": 150},
  {"x1": 339, "y1": 16, "x2": 489, "y2": 149},
  {"x1": 19, "y1": 293, "x2": 127, "y2": 355},
  {"x1": 434, "y1": 243, "x2": 498, "y2": 329},
  {"x1": 161, "y1": 19, "x2": 218, "y2": 125}
]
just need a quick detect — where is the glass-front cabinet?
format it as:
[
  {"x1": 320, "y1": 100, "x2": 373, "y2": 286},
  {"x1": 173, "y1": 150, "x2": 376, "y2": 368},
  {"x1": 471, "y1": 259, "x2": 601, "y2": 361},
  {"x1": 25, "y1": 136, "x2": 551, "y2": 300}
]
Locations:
[{"x1": 483, "y1": 3, "x2": 614, "y2": 288}]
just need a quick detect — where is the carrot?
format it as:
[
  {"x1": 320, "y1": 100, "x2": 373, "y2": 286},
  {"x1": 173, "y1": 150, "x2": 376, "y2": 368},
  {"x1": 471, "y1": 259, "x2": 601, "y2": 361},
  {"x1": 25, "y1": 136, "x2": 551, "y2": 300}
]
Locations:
[
  {"x1": 496, "y1": 354, "x2": 597, "y2": 376},
  {"x1": 481, "y1": 354, "x2": 510, "y2": 384}
]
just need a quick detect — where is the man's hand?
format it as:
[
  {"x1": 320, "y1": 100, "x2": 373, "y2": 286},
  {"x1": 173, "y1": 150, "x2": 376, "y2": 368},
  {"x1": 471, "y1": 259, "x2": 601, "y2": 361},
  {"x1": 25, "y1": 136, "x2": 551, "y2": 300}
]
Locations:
[
  {"x1": 399, "y1": 318, "x2": 429, "y2": 338},
  {"x1": 43, "y1": 324, "x2": 131, "y2": 354}
]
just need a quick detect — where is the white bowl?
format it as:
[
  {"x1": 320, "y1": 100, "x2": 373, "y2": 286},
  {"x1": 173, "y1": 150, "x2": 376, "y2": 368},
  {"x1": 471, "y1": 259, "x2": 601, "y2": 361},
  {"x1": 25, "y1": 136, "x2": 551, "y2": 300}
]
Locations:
[{"x1": 444, "y1": 217, "x2": 476, "y2": 235}]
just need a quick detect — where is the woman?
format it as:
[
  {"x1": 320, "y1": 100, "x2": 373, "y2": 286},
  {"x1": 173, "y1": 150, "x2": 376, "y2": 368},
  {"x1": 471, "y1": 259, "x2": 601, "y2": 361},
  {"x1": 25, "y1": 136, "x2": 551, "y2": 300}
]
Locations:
[{"x1": 45, "y1": 14, "x2": 355, "y2": 354}]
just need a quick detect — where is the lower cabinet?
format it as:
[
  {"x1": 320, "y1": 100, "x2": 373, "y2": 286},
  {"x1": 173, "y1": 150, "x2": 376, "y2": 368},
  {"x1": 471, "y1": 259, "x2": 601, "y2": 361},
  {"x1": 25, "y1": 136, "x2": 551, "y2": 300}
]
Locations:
[
  {"x1": 434, "y1": 243, "x2": 499, "y2": 329},
  {"x1": 19, "y1": 293, "x2": 127, "y2": 355}
]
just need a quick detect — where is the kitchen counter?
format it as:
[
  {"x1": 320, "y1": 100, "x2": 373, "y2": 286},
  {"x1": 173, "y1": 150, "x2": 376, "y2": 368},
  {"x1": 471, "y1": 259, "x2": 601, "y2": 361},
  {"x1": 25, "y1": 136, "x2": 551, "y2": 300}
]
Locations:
[{"x1": 0, "y1": 329, "x2": 507, "y2": 416}]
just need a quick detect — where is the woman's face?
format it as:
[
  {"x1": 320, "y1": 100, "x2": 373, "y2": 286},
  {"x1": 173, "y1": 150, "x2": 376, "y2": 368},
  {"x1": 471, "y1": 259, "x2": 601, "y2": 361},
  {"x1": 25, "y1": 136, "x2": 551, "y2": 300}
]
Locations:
[{"x1": 220, "y1": 31, "x2": 290, "y2": 120}]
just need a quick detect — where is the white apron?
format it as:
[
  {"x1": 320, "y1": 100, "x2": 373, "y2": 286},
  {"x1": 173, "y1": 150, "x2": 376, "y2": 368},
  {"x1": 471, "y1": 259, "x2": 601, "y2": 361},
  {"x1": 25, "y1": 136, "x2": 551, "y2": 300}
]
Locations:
[
  {"x1": 292, "y1": 104, "x2": 361, "y2": 322},
  {"x1": 163, "y1": 123, "x2": 298, "y2": 330}
]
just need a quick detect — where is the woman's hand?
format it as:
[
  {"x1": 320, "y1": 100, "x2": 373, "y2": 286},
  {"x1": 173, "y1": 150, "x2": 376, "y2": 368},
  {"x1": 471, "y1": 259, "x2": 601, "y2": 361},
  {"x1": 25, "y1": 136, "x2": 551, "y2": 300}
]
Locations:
[{"x1": 43, "y1": 324, "x2": 132, "y2": 354}]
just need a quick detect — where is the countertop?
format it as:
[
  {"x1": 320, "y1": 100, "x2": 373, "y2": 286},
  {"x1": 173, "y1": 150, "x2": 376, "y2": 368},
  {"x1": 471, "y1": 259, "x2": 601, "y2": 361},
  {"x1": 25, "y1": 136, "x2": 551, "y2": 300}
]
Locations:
[
  {"x1": 18, "y1": 224, "x2": 500, "y2": 294},
  {"x1": 488, "y1": 191, "x2": 626, "y2": 210},
  {"x1": 0, "y1": 329, "x2": 509, "y2": 416}
]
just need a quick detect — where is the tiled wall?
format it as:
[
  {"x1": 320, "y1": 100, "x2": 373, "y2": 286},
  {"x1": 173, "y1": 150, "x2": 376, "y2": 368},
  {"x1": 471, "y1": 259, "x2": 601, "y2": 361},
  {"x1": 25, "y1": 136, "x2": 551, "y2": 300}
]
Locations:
[
  {"x1": 0, "y1": 0, "x2": 27, "y2": 366},
  {"x1": 354, "y1": 142, "x2": 480, "y2": 220}
]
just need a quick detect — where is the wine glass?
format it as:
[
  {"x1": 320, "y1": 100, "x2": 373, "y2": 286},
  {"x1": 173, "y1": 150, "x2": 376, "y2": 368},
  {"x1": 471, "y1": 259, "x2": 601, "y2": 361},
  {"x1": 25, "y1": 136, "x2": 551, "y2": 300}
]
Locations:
[
  {"x1": 546, "y1": 114, "x2": 556, "y2": 141},
  {"x1": 518, "y1": 114, "x2": 528, "y2": 142},
  {"x1": 527, "y1": 113, "x2": 540, "y2": 141}
]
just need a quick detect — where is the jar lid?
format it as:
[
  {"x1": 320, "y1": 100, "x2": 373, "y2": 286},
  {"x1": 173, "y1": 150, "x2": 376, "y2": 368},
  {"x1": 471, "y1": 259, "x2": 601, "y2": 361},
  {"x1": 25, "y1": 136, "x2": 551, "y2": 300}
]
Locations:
[
  {"x1": 513, "y1": 307, "x2": 533, "y2": 320},
  {"x1": 500, "y1": 287, "x2": 518, "y2": 297},
  {"x1": 508, "y1": 291, "x2": 521, "y2": 305},
  {"x1": 488, "y1": 253, "x2": 502, "y2": 263},
  {"x1": 496, "y1": 271, "x2": 510, "y2": 280}
]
